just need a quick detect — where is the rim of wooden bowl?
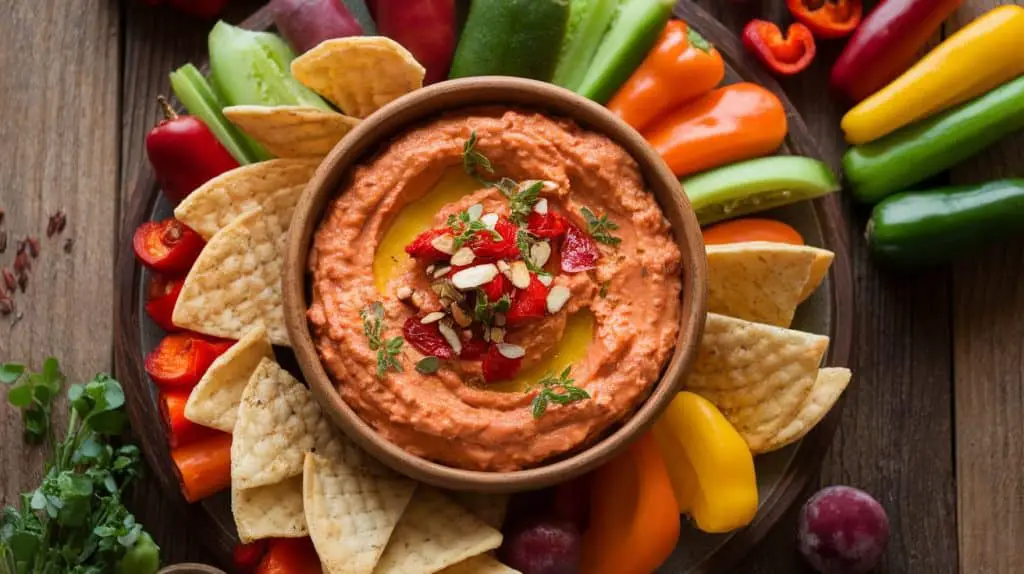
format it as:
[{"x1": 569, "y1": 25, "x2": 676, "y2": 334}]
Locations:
[{"x1": 283, "y1": 76, "x2": 708, "y2": 492}]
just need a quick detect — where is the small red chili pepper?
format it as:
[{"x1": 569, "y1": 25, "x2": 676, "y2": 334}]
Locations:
[
  {"x1": 146, "y1": 274, "x2": 186, "y2": 332},
  {"x1": 786, "y1": 0, "x2": 863, "y2": 39},
  {"x1": 133, "y1": 218, "x2": 206, "y2": 274},
  {"x1": 145, "y1": 332, "x2": 233, "y2": 390},
  {"x1": 742, "y1": 21, "x2": 817, "y2": 77},
  {"x1": 233, "y1": 540, "x2": 269, "y2": 574},
  {"x1": 159, "y1": 391, "x2": 217, "y2": 448},
  {"x1": 146, "y1": 96, "x2": 238, "y2": 204}
]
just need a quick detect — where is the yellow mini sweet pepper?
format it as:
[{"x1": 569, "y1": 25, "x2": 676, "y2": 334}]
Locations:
[
  {"x1": 653, "y1": 392, "x2": 759, "y2": 533},
  {"x1": 841, "y1": 4, "x2": 1024, "y2": 145}
]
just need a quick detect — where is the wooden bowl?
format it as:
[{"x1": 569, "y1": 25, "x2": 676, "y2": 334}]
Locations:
[
  {"x1": 156, "y1": 564, "x2": 226, "y2": 574},
  {"x1": 283, "y1": 76, "x2": 708, "y2": 492}
]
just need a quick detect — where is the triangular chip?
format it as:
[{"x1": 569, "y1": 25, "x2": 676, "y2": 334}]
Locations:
[
  {"x1": 174, "y1": 158, "x2": 319, "y2": 240},
  {"x1": 375, "y1": 486, "x2": 503, "y2": 574},
  {"x1": 685, "y1": 313, "x2": 830, "y2": 453},
  {"x1": 224, "y1": 105, "x2": 360, "y2": 159},
  {"x1": 762, "y1": 367, "x2": 852, "y2": 452},
  {"x1": 303, "y1": 451, "x2": 417, "y2": 574},
  {"x1": 231, "y1": 358, "x2": 334, "y2": 489},
  {"x1": 439, "y1": 555, "x2": 521, "y2": 574},
  {"x1": 172, "y1": 209, "x2": 289, "y2": 345},
  {"x1": 705, "y1": 241, "x2": 829, "y2": 327},
  {"x1": 291, "y1": 37, "x2": 424, "y2": 118},
  {"x1": 801, "y1": 247, "x2": 835, "y2": 302},
  {"x1": 232, "y1": 476, "x2": 307, "y2": 543},
  {"x1": 447, "y1": 491, "x2": 509, "y2": 531},
  {"x1": 185, "y1": 323, "x2": 273, "y2": 432}
]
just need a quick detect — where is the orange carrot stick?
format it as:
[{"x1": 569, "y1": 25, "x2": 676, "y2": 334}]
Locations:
[{"x1": 171, "y1": 431, "x2": 232, "y2": 503}]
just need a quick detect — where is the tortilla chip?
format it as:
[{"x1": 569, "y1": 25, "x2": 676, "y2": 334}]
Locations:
[
  {"x1": 224, "y1": 105, "x2": 360, "y2": 159},
  {"x1": 231, "y1": 358, "x2": 331, "y2": 489},
  {"x1": 439, "y1": 555, "x2": 521, "y2": 574},
  {"x1": 375, "y1": 486, "x2": 503, "y2": 574},
  {"x1": 291, "y1": 37, "x2": 424, "y2": 118},
  {"x1": 762, "y1": 367, "x2": 852, "y2": 452},
  {"x1": 172, "y1": 208, "x2": 289, "y2": 346},
  {"x1": 232, "y1": 476, "x2": 307, "y2": 543},
  {"x1": 801, "y1": 247, "x2": 835, "y2": 302},
  {"x1": 685, "y1": 313, "x2": 830, "y2": 453},
  {"x1": 303, "y1": 451, "x2": 417, "y2": 574},
  {"x1": 705, "y1": 241, "x2": 825, "y2": 327},
  {"x1": 447, "y1": 491, "x2": 509, "y2": 531},
  {"x1": 185, "y1": 323, "x2": 273, "y2": 432},
  {"x1": 174, "y1": 158, "x2": 319, "y2": 241}
]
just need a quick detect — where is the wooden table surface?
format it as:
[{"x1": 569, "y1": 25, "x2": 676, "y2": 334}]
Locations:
[{"x1": 1, "y1": 0, "x2": 1021, "y2": 572}]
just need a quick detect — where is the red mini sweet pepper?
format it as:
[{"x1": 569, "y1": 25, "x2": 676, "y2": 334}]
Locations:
[
  {"x1": 742, "y1": 20, "x2": 817, "y2": 76},
  {"x1": 145, "y1": 332, "x2": 233, "y2": 390},
  {"x1": 133, "y1": 218, "x2": 206, "y2": 274},
  {"x1": 146, "y1": 274, "x2": 186, "y2": 332},
  {"x1": 373, "y1": 0, "x2": 457, "y2": 84},
  {"x1": 146, "y1": 96, "x2": 238, "y2": 204},
  {"x1": 787, "y1": 0, "x2": 863, "y2": 39},
  {"x1": 256, "y1": 538, "x2": 322, "y2": 574},
  {"x1": 234, "y1": 540, "x2": 269, "y2": 574},
  {"x1": 159, "y1": 391, "x2": 217, "y2": 448}
]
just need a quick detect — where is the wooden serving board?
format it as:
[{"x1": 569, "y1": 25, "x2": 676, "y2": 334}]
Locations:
[{"x1": 113, "y1": 2, "x2": 853, "y2": 571}]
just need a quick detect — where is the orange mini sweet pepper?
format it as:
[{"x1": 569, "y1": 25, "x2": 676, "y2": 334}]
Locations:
[
  {"x1": 607, "y1": 19, "x2": 725, "y2": 132},
  {"x1": 580, "y1": 433, "x2": 680, "y2": 574},
  {"x1": 653, "y1": 392, "x2": 759, "y2": 534},
  {"x1": 643, "y1": 82, "x2": 787, "y2": 178}
]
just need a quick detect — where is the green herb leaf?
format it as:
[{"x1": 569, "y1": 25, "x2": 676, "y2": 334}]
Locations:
[
  {"x1": 599, "y1": 281, "x2": 610, "y2": 298},
  {"x1": 580, "y1": 206, "x2": 621, "y2": 246},
  {"x1": 7, "y1": 383, "x2": 33, "y2": 408},
  {"x1": 687, "y1": 27, "x2": 712, "y2": 53},
  {"x1": 528, "y1": 366, "x2": 591, "y2": 419},
  {"x1": 462, "y1": 131, "x2": 494, "y2": 180},
  {"x1": 415, "y1": 357, "x2": 441, "y2": 375},
  {"x1": 0, "y1": 362, "x2": 26, "y2": 384},
  {"x1": 448, "y1": 209, "x2": 500, "y2": 249},
  {"x1": 509, "y1": 181, "x2": 543, "y2": 225}
]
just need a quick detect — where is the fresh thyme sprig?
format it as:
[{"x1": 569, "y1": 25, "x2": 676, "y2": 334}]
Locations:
[
  {"x1": 461, "y1": 132, "x2": 542, "y2": 225},
  {"x1": 447, "y1": 210, "x2": 501, "y2": 249},
  {"x1": 473, "y1": 290, "x2": 511, "y2": 326},
  {"x1": 530, "y1": 366, "x2": 590, "y2": 419},
  {"x1": 581, "y1": 207, "x2": 621, "y2": 246},
  {"x1": 462, "y1": 131, "x2": 494, "y2": 180},
  {"x1": 361, "y1": 302, "x2": 403, "y2": 377},
  {"x1": 508, "y1": 181, "x2": 543, "y2": 225}
]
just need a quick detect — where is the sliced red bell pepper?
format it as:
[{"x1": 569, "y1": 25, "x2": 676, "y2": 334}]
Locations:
[
  {"x1": 171, "y1": 431, "x2": 232, "y2": 503},
  {"x1": 742, "y1": 20, "x2": 817, "y2": 76},
  {"x1": 256, "y1": 538, "x2": 322, "y2": 574},
  {"x1": 374, "y1": 0, "x2": 457, "y2": 84},
  {"x1": 159, "y1": 390, "x2": 217, "y2": 448},
  {"x1": 145, "y1": 274, "x2": 186, "y2": 332},
  {"x1": 787, "y1": 0, "x2": 863, "y2": 39},
  {"x1": 133, "y1": 218, "x2": 206, "y2": 274},
  {"x1": 234, "y1": 540, "x2": 269, "y2": 574},
  {"x1": 145, "y1": 332, "x2": 233, "y2": 390}
]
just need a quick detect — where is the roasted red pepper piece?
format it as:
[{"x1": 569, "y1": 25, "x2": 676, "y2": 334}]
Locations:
[
  {"x1": 146, "y1": 96, "x2": 238, "y2": 203},
  {"x1": 560, "y1": 224, "x2": 601, "y2": 273},
  {"x1": 405, "y1": 227, "x2": 451, "y2": 262},
  {"x1": 256, "y1": 538, "x2": 322, "y2": 574},
  {"x1": 469, "y1": 218, "x2": 520, "y2": 260},
  {"x1": 460, "y1": 338, "x2": 488, "y2": 361},
  {"x1": 133, "y1": 218, "x2": 206, "y2": 274},
  {"x1": 480, "y1": 273, "x2": 512, "y2": 302},
  {"x1": 830, "y1": 0, "x2": 964, "y2": 104},
  {"x1": 145, "y1": 332, "x2": 233, "y2": 390},
  {"x1": 787, "y1": 0, "x2": 862, "y2": 39},
  {"x1": 145, "y1": 275, "x2": 186, "y2": 332},
  {"x1": 482, "y1": 343, "x2": 523, "y2": 383},
  {"x1": 402, "y1": 316, "x2": 456, "y2": 360},
  {"x1": 159, "y1": 391, "x2": 217, "y2": 448},
  {"x1": 506, "y1": 275, "x2": 550, "y2": 325},
  {"x1": 374, "y1": 0, "x2": 457, "y2": 84},
  {"x1": 742, "y1": 21, "x2": 817, "y2": 76},
  {"x1": 526, "y1": 211, "x2": 569, "y2": 240},
  {"x1": 234, "y1": 540, "x2": 269, "y2": 574}
]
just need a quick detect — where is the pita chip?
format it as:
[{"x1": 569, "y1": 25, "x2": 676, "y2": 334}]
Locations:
[{"x1": 185, "y1": 323, "x2": 273, "y2": 432}]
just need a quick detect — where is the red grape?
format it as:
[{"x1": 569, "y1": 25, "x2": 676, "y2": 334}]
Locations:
[
  {"x1": 799, "y1": 486, "x2": 890, "y2": 573},
  {"x1": 499, "y1": 518, "x2": 581, "y2": 574}
]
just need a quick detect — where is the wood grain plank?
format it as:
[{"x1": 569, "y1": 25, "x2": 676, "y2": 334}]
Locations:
[
  {"x1": 946, "y1": 3, "x2": 1024, "y2": 572},
  {"x1": 0, "y1": 0, "x2": 120, "y2": 504},
  {"x1": 690, "y1": 2, "x2": 959, "y2": 572}
]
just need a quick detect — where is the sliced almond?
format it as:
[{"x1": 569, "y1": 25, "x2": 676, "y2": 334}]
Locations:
[
  {"x1": 396, "y1": 286, "x2": 413, "y2": 301},
  {"x1": 483, "y1": 329, "x2": 491, "y2": 342},
  {"x1": 421, "y1": 311, "x2": 446, "y2": 324},
  {"x1": 451, "y1": 264, "x2": 499, "y2": 290},
  {"x1": 496, "y1": 260, "x2": 511, "y2": 272},
  {"x1": 481, "y1": 213, "x2": 499, "y2": 228},
  {"x1": 496, "y1": 343, "x2": 525, "y2": 359},
  {"x1": 510, "y1": 261, "x2": 530, "y2": 289},
  {"x1": 450, "y1": 247, "x2": 476, "y2": 266},
  {"x1": 534, "y1": 198, "x2": 549, "y2": 215},
  {"x1": 529, "y1": 242, "x2": 552, "y2": 268},
  {"x1": 432, "y1": 265, "x2": 452, "y2": 278},
  {"x1": 451, "y1": 303, "x2": 473, "y2": 327},
  {"x1": 541, "y1": 180, "x2": 558, "y2": 193},
  {"x1": 467, "y1": 203, "x2": 484, "y2": 221},
  {"x1": 430, "y1": 234, "x2": 455, "y2": 255},
  {"x1": 437, "y1": 322, "x2": 463, "y2": 355},
  {"x1": 425, "y1": 264, "x2": 436, "y2": 275},
  {"x1": 546, "y1": 285, "x2": 571, "y2": 314},
  {"x1": 490, "y1": 327, "x2": 506, "y2": 343},
  {"x1": 537, "y1": 274, "x2": 554, "y2": 287}
]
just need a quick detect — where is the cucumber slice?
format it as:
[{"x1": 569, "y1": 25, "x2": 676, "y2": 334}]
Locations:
[
  {"x1": 339, "y1": 0, "x2": 377, "y2": 34},
  {"x1": 169, "y1": 64, "x2": 258, "y2": 165},
  {"x1": 575, "y1": 0, "x2": 673, "y2": 103},
  {"x1": 551, "y1": 0, "x2": 620, "y2": 91},
  {"x1": 680, "y1": 156, "x2": 840, "y2": 226},
  {"x1": 208, "y1": 21, "x2": 330, "y2": 111},
  {"x1": 449, "y1": 0, "x2": 570, "y2": 81}
]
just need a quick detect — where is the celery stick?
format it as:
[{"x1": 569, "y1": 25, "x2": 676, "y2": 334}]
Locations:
[
  {"x1": 169, "y1": 64, "x2": 258, "y2": 165},
  {"x1": 551, "y1": 0, "x2": 620, "y2": 91}
]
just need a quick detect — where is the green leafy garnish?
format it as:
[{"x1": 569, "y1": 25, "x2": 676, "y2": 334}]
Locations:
[
  {"x1": 599, "y1": 281, "x2": 610, "y2": 298},
  {"x1": 447, "y1": 210, "x2": 501, "y2": 249},
  {"x1": 462, "y1": 131, "x2": 494, "y2": 181},
  {"x1": 581, "y1": 206, "x2": 621, "y2": 246},
  {"x1": 0, "y1": 359, "x2": 160, "y2": 574},
  {"x1": 415, "y1": 357, "x2": 441, "y2": 375},
  {"x1": 515, "y1": 229, "x2": 552, "y2": 276},
  {"x1": 474, "y1": 290, "x2": 512, "y2": 325},
  {"x1": 508, "y1": 181, "x2": 543, "y2": 225},
  {"x1": 529, "y1": 366, "x2": 591, "y2": 419},
  {"x1": 361, "y1": 302, "x2": 404, "y2": 377}
]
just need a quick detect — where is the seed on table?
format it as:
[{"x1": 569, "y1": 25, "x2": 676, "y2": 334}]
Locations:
[
  {"x1": 13, "y1": 252, "x2": 29, "y2": 273},
  {"x1": 2, "y1": 269, "x2": 15, "y2": 292},
  {"x1": 0, "y1": 296, "x2": 12, "y2": 316},
  {"x1": 63, "y1": 238, "x2": 74, "y2": 254},
  {"x1": 27, "y1": 236, "x2": 39, "y2": 258},
  {"x1": 16, "y1": 238, "x2": 26, "y2": 256},
  {"x1": 0, "y1": 207, "x2": 5, "y2": 226},
  {"x1": 0, "y1": 230, "x2": 7, "y2": 254},
  {"x1": 16, "y1": 272, "x2": 27, "y2": 293}
]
